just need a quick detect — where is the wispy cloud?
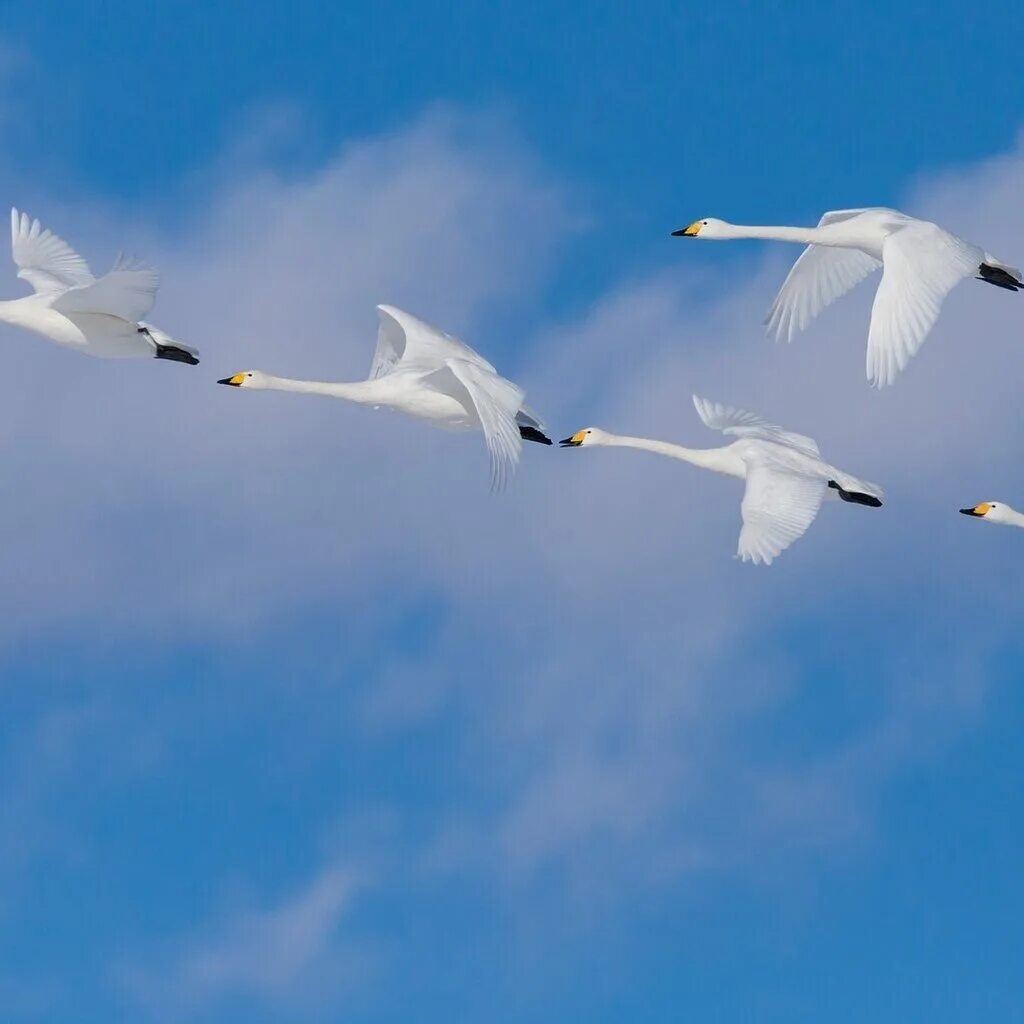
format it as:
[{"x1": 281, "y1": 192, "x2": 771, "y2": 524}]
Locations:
[
  {"x1": 117, "y1": 862, "x2": 370, "y2": 1017},
  {"x1": 0, "y1": 102, "x2": 1022, "y2": 1019}
]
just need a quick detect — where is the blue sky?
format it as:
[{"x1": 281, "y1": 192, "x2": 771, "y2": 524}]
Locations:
[{"x1": 0, "y1": 4, "x2": 1023, "y2": 1022}]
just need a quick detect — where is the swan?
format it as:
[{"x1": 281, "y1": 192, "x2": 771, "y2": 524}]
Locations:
[
  {"x1": 959, "y1": 501, "x2": 1024, "y2": 526},
  {"x1": 218, "y1": 304, "x2": 551, "y2": 489},
  {"x1": 0, "y1": 209, "x2": 198, "y2": 364},
  {"x1": 672, "y1": 209, "x2": 1020, "y2": 387},
  {"x1": 560, "y1": 395, "x2": 882, "y2": 565}
]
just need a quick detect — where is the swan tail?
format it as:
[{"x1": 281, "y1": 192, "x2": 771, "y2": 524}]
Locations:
[
  {"x1": 516, "y1": 406, "x2": 551, "y2": 444},
  {"x1": 138, "y1": 322, "x2": 200, "y2": 365},
  {"x1": 828, "y1": 478, "x2": 883, "y2": 508},
  {"x1": 977, "y1": 262, "x2": 1022, "y2": 291},
  {"x1": 518, "y1": 424, "x2": 552, "y2": 445}
]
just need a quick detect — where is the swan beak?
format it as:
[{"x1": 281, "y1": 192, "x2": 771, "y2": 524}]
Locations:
[
  {"x1": 559, "y1": 431, "x2": 586, "y2": 448},
  {"x1": 960, "y1": 503, "x2": 991, "y2": 517},
  {"x1": 671, "y1": 221, "x2": 702, "y2": 237},
  {"x1": 218, "y1": 373, "x2": 245, "y2": 386}
]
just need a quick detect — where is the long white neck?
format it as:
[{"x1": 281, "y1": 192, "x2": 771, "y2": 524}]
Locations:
[
  {"x1": 1000, "y1": 506, "x2": 1024, "y2": 527},
  {"x1": 600, "y1": 434, "x2": 737, "y2": 475},
  {"x1": 716, "y1": 223, "x2": 822, "y2": 245},
  {"x1": 256, "y1": 374, "x2": 385, "y2": 404},
  {"x1": 0, "y1": 297, "x2": 40, "y2": 328}
]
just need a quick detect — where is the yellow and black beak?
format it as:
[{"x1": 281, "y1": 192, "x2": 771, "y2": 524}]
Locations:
[
  {"x1": 960, "y1": 503, "x2": 991, "y2": 517},
  {"x1": 559, "y1": 431, "x2": 586, "y2": 448},
  {"x1": 217, "y1": 373, "x2": 246, "y2": 387},
  {"x1": 671, "y1": 220, "x2": 702, "y2": 237}
]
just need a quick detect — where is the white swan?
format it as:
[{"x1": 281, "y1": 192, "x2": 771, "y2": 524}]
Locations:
[
  {"x1": 0, "y1": 209, "x2": 197, "y2": 364},
  {"x1": 673, "y1": 209, "x2": 1020, "y2": 387},
  {"x1": 560, "y1": 396, "x2": 882, "y2": 565},
  {"x1": 959, "y1": 501, "x2": 1024, "y2": 526},
  {"x1": 218, "y1": 304, "x2": 550, "y2": 489}
]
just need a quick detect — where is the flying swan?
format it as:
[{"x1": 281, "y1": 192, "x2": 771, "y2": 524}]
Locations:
[
  {"x1": 560, "y1": 395, "x2": 883, "y2": 565},
  {"x1": 959, "y1": 501, "x2": 1024, "y2": 527},
  {"x1": 673, "y1": 209, "x2": 1020, "y2": 387},
  {"x1": 0, "y1": 209, "x2": 197, "y2": 364},
  {"x1": 218, "y1": 304, "x2": 551, "y2": 489}
]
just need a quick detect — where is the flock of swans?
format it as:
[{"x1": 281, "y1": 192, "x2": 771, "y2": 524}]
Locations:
[{"x1": 3, "y1": 206, "x2": 1018, "y2": 565}]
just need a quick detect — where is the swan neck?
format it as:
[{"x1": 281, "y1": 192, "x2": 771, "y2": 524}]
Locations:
[
  {"x1": 0, "y1": 299, "x2": 31, "y2": 326},
  {"x1": 721, "y1": 224, "x2": 820, "y2": 244},
  {"x1": 259, "y1": 375, "x2": 380, "y2": 403},
  {"x1": 603, "y1": 434, "x2": 727, "y2": 470}
]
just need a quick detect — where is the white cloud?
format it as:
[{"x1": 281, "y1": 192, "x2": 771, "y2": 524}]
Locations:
[
  {"x1": 1, "y1": 105, "x2": 1023, "y2": 1017},
  {"x1": 118, "y1": 863, "x2": 370, "y2": 1017}
]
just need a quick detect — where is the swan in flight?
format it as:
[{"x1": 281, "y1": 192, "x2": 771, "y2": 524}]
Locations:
[
  {"x1": 959, "y1": 501, "x2": 1024, "y2": 527},
  {"x1": 218, "y1": 304, "x2": 551, "y2": 489},
  {"x1": 673, "y1": 209, "x2": 1020, "y2": 387},
  {"x1": 560, "y1": 395, "x2": 882, "y2": 565},
  {"x1": 0, "y1": 209, "x2": 197, "y2": 364}
]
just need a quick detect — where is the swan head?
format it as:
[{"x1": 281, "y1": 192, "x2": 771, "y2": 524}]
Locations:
[
  {"x1": 559, "y1": 427, "x2": 611, "y2": 448},
  {"x1": 217, "y1": 370, "x2": 271, "y2": 389},
  {"x1": 671, "y1": 217, "x2": 731, "y2": 239},
  {"x1": 960, "y1": 501, "x2": 1016, "y2": 524}
]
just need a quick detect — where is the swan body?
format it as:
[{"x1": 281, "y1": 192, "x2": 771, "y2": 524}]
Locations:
[
  {"x1": 673, "y1": 209, "x2": 1020, "y2": 387},
  {"x1": 959, "y1": 501, "x2": 1024, "y2": 527},
  {"x1": 0, "y1": 209, "x2": 198, "y2": 363},
  {"x1": 560, "y1": 396, "x2": 882, "y2": 565},
  {"x1": 218, "y1": 304, "x2": 551, "y2": 489}
]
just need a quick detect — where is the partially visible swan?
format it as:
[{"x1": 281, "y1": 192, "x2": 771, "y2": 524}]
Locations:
[
  {"x1": 0, "y1": 209, "x2": 197, "y2": 363},
  {"x1": 218, "y1": 304, "x2": 551, "y2": 489},
  {"x1": 959, "y1": 501, "x2": 1024, "y2": 526},
  {"x1": 673, "y1": 209, "x2": 1020, "y2": 387},
  {"x1": 560, "y1": 396, "x2": 882, "y2": 565}
]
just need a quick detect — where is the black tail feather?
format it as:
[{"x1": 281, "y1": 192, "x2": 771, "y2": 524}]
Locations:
[
  {"x1": 978, "y1": 263, "x2": 1022, "y2": 292},
  {"x1": 828, "y1": 480, "x2": 882, "y2": 508},
  {"x1": 519, "y1": 425, "x2": 553, "y2": 445}
]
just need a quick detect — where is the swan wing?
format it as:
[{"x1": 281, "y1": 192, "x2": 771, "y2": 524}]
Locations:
[
  {"x1": 372, "y1": 305, "x2": 496, "y2": 378},
  {"x1": 442, "y1": 357, "x2": 524, "y2": 491},
  {"x1": 369, "y1": 305, "x2": 408, "y2": 378},
  {"x1": 765, "y1": 209, "x2": 882, "y2": 343},
  {"x1": 738, "y1": 461, "x2": 827, "y2": 565},
  {"x1": 692, "y1": 395, "x2": 819, "y2": 457},
  {"x1": 50, "y1": 255, "x2": 159, "y2": 323},
  {"x1": 817, "y1": 208, "x2": 903, "y2": 225},
  {"x1": 765, "y1": 247, "x2": 880, "y2": 342},
  {"x1": 11, "y1": 208, "x2": 94, "y2": 295},
  {"x1": 866, "y1": 222, "x2": 979, "y2": 387}
]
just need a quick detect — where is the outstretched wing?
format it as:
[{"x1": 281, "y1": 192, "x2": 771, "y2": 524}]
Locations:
[
  {"x1": 692, "y1": 395, "x2": 819, "y2": 457},
  {"x1": 371, "y1": 305, "x2": 496, "y2": 379},
  {"x1": 738, "y1": 462, "x2": 827, "y2": 565},
  {"x1": 764, "y1": 209, "x2": 882, "y2": 343},
  {"x1": 866, "y1": 222, "x2": 979, "y2": 387},
  {"x1": 442, "y1": 357, "x2": 524, "y2": 491},
  {"x1": 369, "y1": 305, "x2": 407, "y2": 379},
  {"x1": 11, "y1": 208, "x2": 94, "y2": 295},
  {"x1": 51, "y1": 255, "x2": 159, "y2": 323}
]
